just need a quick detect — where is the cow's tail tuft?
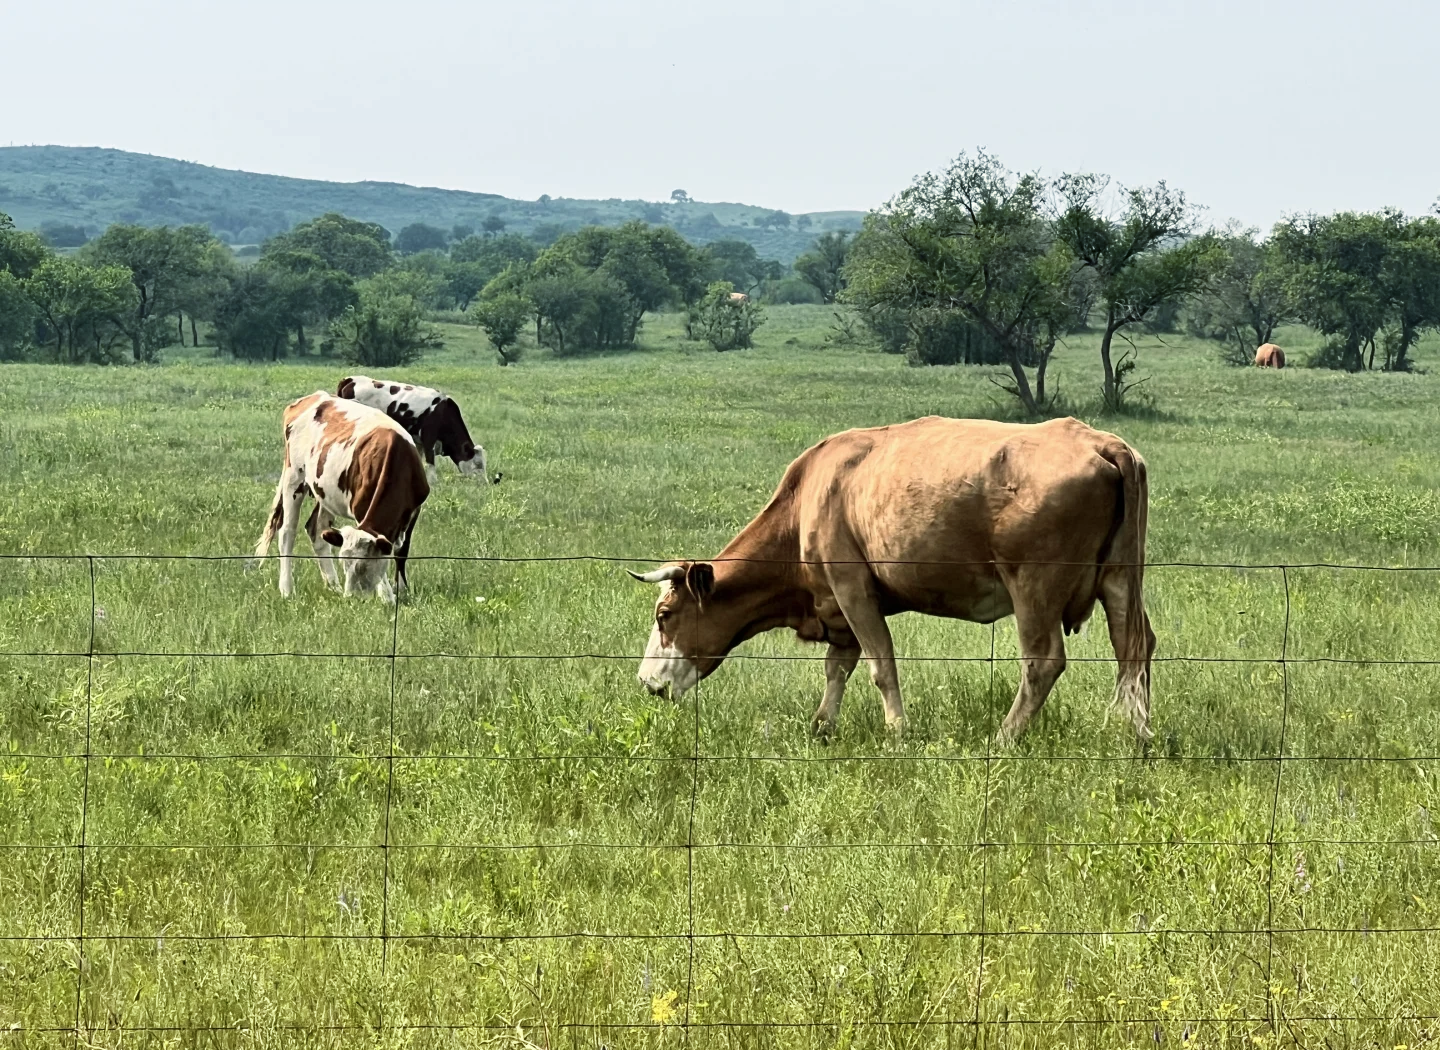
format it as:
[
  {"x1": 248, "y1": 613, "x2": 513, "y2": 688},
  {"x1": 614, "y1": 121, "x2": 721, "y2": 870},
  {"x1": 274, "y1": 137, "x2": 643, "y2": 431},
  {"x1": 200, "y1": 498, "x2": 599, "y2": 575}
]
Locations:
[{"x1": 1101, "y1": 443, "x2": 1154, "y2": 741}]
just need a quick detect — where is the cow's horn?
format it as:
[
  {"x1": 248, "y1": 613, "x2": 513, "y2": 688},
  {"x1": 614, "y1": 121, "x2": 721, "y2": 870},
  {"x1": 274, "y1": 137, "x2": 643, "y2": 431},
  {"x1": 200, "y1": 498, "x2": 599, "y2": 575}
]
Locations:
[{"x1": 628, "y1": 566, "x2": 686, "y2": 584}]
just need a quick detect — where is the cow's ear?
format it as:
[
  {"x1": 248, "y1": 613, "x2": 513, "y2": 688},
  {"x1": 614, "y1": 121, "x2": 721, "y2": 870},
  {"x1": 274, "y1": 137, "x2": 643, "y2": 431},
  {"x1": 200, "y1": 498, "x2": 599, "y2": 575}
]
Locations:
[
  {"x1": 374, "y1": 535, "x2": 394, "y2": 556},
  {"x1": 685, "y1": 562, "x2": 715, "y2": 602},
  {"x1": 321, "y1": 528, "x2": 344, "y2": 547},
  {"x1": 337, "y1": 377, "x2": 355, "y2": 399}
]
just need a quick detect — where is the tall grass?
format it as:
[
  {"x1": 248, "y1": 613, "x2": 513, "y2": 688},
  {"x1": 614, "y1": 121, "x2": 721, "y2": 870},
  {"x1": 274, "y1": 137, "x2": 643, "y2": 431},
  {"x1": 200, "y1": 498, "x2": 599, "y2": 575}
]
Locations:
[{"x1": 2, "y1": 307, "x2": 1439, "y2": 1046}]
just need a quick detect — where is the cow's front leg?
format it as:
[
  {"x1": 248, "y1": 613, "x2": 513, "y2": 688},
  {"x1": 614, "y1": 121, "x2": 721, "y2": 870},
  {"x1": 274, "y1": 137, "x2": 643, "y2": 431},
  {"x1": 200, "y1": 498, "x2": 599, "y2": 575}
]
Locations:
[
  {"x1": 829, "y1": 577, "x2": 906, "y2": 734},
  {"x1": 305, "y1": 506, "x2": 341, "y2": 591},
  {"x1": 811, "y1": 641, "x2": 861, "y2": 739}
]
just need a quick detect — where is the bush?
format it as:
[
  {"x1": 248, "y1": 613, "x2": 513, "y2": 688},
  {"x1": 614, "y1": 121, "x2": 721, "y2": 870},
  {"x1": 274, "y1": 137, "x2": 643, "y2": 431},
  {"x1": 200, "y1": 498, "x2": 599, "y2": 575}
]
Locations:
[
  {"x1": 763, "y1": 277, "x2": 822, "y2": 305},
  {"x1": 327, "y1": 276, "x2": 442, "y2": 367},
  {"x1": 691, "y1": 281, "x2": 765, "y2": 351},
  {"x1": 473, "y1": 291, "x2": 531, "y2": 365}
]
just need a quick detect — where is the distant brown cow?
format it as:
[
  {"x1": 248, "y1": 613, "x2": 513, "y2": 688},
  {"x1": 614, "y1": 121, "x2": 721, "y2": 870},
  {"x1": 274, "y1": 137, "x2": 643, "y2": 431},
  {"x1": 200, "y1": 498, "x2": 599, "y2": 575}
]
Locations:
[
  {"x1": 1254, "y1": 344, "x2": 1285, "y2": 368},
  {"x1": 728, "y1": 291, "x2": 750, "y2": 304},
  {"x1": 629, "y1": 416, "x2": 1155, "y2": 744}
]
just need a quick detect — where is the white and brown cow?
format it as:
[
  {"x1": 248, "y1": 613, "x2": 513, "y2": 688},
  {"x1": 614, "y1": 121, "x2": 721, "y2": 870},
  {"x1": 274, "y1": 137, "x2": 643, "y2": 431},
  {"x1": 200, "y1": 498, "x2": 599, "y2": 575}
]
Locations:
[
  {"x1": 336, "y1": 375, "x2": 497, "y2": 483},
  {"x1": 253, "y1": 392, "x2": 429, "y2": 601}
]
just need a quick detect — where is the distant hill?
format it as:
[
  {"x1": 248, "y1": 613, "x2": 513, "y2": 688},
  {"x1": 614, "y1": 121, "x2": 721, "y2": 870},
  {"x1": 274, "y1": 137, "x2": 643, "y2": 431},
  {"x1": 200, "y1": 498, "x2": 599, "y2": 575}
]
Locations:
[{"x1": 0, "y1": 146, "x2": 864, "y2": 264}]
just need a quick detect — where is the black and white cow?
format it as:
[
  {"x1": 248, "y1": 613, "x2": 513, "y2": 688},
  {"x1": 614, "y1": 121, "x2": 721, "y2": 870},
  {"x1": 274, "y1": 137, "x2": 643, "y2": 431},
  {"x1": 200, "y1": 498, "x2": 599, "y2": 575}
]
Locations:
[{"x1": 337, "y1": 375, "x2": 499, "y2": 483}]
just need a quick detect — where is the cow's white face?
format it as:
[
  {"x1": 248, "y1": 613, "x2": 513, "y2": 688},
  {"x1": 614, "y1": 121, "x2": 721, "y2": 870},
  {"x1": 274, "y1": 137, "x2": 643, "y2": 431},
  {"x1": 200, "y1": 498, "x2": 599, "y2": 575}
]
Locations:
[
  {"x1": 455, "y1": 443, "x2": 489, "y2": 480},
  {"x1": 633, "y1": 570, "x2": 724, "y2": 699},
  {"x1": 322, "y1": 526, "x2": 395, "y2": 600}
]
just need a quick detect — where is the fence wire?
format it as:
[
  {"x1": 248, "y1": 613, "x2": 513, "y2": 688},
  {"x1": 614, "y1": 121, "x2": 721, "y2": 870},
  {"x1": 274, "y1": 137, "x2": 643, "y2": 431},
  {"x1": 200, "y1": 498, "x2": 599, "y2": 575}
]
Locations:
[{"x1": 1, "y1": 552, "x2": 1437, "y2": 1040}]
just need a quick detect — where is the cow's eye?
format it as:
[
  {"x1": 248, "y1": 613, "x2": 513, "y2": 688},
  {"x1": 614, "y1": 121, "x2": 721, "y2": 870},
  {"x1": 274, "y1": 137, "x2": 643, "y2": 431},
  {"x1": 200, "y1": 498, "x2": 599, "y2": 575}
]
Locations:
[{"x1": 656, "y1": 609, "x2": 671, "y2": 623}]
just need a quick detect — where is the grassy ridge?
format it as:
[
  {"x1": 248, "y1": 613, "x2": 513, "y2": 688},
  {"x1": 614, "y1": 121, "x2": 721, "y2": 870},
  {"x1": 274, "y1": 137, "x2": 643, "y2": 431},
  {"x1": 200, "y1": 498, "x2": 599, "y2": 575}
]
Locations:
[{"x1": 2, "y1": 308, "x2": 1439, "y2": 1046}]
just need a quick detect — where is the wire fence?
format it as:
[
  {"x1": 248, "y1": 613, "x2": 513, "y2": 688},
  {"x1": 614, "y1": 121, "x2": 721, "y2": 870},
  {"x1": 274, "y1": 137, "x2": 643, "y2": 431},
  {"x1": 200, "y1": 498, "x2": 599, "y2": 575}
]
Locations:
[{"x1": 3, "y1": 552, "x2": 1439, "y2": 1041}]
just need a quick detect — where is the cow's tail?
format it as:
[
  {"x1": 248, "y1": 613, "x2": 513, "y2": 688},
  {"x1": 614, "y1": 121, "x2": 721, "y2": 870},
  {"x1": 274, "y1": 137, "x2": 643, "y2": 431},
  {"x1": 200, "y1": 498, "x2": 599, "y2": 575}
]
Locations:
[
  {"x1": 1099, "y1": 443, "x2": 1155, "y2": 742},
  {"x1": 249, "y1": 478, "x2": 287, "y2": 571}
]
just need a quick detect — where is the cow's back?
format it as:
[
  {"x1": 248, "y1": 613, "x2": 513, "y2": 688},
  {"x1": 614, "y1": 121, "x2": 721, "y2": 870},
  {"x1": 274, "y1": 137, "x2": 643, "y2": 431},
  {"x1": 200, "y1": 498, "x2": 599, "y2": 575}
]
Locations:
[{"x1": 790, "y1": 417, "x2": 1130, "y2": 610}]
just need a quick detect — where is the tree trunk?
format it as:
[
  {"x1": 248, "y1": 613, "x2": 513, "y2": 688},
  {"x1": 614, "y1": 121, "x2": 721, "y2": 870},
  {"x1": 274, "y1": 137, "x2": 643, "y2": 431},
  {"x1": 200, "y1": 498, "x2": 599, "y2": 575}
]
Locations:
[
  {"x1": 1366, "y1": 336, "x2": 1376, "y2": 371},
  {"x1": 1099, "y1": 304, "x2": 1119, "y2": 406},
  {"x1": 1004, "y1": 346, "x2": 1040, "y2": 416},
  {"x1": 177, "y1": 312, "x2": 185, "y2": 347},
  {"x1": 296, "y1": 324, "x2": 307, "y2": 354},
  {"x1": 131, "y1": 331, "x2": 143, "y2": 363},
  {"x1": 191, "y1": 316, "x2": 199, "y2": 347}
]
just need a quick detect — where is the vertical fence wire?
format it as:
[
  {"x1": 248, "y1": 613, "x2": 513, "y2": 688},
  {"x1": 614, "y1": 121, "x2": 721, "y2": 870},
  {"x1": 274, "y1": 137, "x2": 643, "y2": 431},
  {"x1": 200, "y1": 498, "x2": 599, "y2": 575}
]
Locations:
[
  {"x1": 379, "y1": 591, "x2": 401, "y2": 1034},
  {"x1": 70, "y1": 556, "x2": 96, "y2": 1046},
  {"x1": 683, "y1": 596, "x2": 702, "y2": 1039},
  {"x1": 972, "y1": 621, "x2": 997, "y2": 1046},
  {"x1": 1264, "y1": 565, "x2": 1295, "y2": 1029}
]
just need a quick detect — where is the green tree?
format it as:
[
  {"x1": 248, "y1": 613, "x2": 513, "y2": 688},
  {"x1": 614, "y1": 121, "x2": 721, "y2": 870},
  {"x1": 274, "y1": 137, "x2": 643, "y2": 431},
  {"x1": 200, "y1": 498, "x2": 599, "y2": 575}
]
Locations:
[
  {"x1": 328, "y1": 271, "x2": 442, "y2": 367},
  {"x1": 0, "y1": 213, "x2": 51, "y2": 280},
  {"x1": 1379, "y1": 215, "x2": 1440, "y2": 371},
  {"x1": 212, "y1": 267, "x2": 297, "y2": 361},
  {"x1": 793, "y1": 231, "x2": 852, "y2": 304},
  {"x1": 691, "y1": 281, "x2": 766, "y2": 351},
  {"x1": 1188, "y1": 227, "x2": 1295, "y2": 365},
  {"x1": 267, "y1": 213, "x2": 392, "y2": 278},
  {"x1": 173, "y1": 237, "x2": 241, "y2": 347},
  {"x1": 253, "y1": 248, "x2": 359, "y2": 351},
  {"x1": 844, "y1": 151, "x2": 1082, "y2": 415},
  {"x1": 702, "y1": 240, "x2": 783, "y2": 297},
  {"x1": 483, "y1": 215, "x2": 507, "y2": 237},
  {"x1": 22, "y1": 256, "x2": 135, "y2": 363},
  {"x1": 451, "y1": 223, "x2": 475, "y2": 242},
  {"x1": 527, "y1": 222, "x2": 705, "y2": 349},
  {"x1": 759, "y1": 210, "x2": 791, "y2": 229},
  {"x1": 473, "y1": 290, "x2": 532, "y2": 365},
  {"x1": 396, "y1": 223, "x2": 449, "y2": 255},
  {"x1": 0, "y1": 270, "x2": 38, "y2": 360},
  {"x1": 39, "y1": 222, "x2": 89, "y2": 248},
  {"x1": 85, "y1": 223, "x2": 219, "y2": 361},
  {"x1": 1272, "y1": 211, "x2": 1396, "y2": 371},
  {"x1": 1053, "y1": 175, "x2": 1222, "y2": 407}
]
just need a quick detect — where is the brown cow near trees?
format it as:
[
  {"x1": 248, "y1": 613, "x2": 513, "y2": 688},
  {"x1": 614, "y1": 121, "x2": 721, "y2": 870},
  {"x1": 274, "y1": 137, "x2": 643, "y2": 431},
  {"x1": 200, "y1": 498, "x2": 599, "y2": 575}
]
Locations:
[
  {"x1": 630, "y1": 416, "x2": 1155, "y2": 744},
  {"x1": 1254, "y1": 343, "x2": 1286, "y2": 368}
]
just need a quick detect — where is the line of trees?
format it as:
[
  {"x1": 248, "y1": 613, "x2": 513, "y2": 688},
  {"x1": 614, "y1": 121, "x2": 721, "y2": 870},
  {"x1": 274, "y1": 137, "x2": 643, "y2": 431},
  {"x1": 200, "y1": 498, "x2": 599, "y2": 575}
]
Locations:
[{"x1": 843, "y1": 151, "x2": 1440, "y2": 413}]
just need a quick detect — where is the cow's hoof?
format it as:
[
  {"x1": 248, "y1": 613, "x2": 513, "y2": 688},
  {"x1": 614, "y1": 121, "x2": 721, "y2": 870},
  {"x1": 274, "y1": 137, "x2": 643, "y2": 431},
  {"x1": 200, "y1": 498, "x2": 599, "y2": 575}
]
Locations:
[{"x1": 809, "y1": 715, "x2": 837, "y2": 741}]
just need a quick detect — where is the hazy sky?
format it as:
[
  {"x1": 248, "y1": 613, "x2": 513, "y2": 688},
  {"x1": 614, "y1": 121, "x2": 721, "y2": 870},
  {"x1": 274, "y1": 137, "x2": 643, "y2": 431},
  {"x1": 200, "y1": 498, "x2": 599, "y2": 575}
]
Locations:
[{"x1": 6, "y1": 0, "x2": 1438, "y2": 228}]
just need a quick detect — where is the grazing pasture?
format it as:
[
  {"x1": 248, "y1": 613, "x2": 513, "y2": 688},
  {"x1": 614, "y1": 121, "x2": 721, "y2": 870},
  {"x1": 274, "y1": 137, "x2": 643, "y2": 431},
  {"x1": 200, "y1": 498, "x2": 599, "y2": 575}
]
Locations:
[{"x1": 3, "y1": 306, "x2": 1440, "y2": 1047}]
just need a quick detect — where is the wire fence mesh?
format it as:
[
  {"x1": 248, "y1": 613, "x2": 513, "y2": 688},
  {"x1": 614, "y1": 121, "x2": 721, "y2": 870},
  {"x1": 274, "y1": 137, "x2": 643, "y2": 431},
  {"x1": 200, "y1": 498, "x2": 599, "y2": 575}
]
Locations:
[{"x1": 2, "y1": 552, "x2": 1439, "y2": 1041}]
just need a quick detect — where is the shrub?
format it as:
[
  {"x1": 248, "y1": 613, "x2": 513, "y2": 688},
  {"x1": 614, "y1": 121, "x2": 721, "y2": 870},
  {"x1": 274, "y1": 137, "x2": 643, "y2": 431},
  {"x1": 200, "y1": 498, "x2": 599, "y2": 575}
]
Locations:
[
  {"x1": 691, "y1": 281, "x2": 765, "y2": 351},
  {"x1": 328, "y1": 276, "x2": 442, "y2": 367},
  {"x1": 473, "y1": 291, "x2": 531, "y2": 366},
  {"x1": 763, "y1": 277, "x2": 822, "y2": 305}
]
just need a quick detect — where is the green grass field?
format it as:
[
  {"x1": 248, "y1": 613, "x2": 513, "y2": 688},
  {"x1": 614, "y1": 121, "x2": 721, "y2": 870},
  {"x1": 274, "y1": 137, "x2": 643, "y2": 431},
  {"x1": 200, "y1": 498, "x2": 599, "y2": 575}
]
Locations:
[{"x1": 3, "y1": 307, "x2": 1440, "y2": 1047}]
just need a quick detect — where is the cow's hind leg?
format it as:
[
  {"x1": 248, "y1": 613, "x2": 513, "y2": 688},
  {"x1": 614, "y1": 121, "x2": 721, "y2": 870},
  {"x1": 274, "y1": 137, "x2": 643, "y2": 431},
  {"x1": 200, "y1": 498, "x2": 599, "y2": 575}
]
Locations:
[
  {"x1": 276, "y1": 477, "x2": 307, "y2": 598},
  {"x1": 1099, "y1": 571, "x2": 1157, "y2": 742},
  {"x1": 305, "y1": 505, "x2": 342, "y2": 591},
  {"x1": 810, "y1": 640, "x2": 861, "y2": 739},
  {"x1": 394, "y1": 510, "x2": 418, "y2": 598},
  {"x1": 996, "y1": 581, "x2": 1068, "y2": 745}
]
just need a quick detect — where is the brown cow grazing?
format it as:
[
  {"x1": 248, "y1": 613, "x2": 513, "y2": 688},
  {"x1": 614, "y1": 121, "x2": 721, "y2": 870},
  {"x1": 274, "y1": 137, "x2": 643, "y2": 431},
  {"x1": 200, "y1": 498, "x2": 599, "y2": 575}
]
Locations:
[
  {"x1": 253, "y1": 392, "x2": 430, "y2": 602},
  {"x1": 1254, "y1": 343, "x2": 1285, "y2": 368},
  {"x1": 630, "y1": 416, "x2": 1155, "y2": 743}
]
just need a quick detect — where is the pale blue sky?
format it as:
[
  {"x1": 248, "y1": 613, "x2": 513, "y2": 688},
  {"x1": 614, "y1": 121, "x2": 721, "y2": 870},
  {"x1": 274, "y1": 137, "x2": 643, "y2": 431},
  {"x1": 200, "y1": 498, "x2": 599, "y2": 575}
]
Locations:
[{"x1": 5, "y1": 0, "x2": 1437, "y2": 227}]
